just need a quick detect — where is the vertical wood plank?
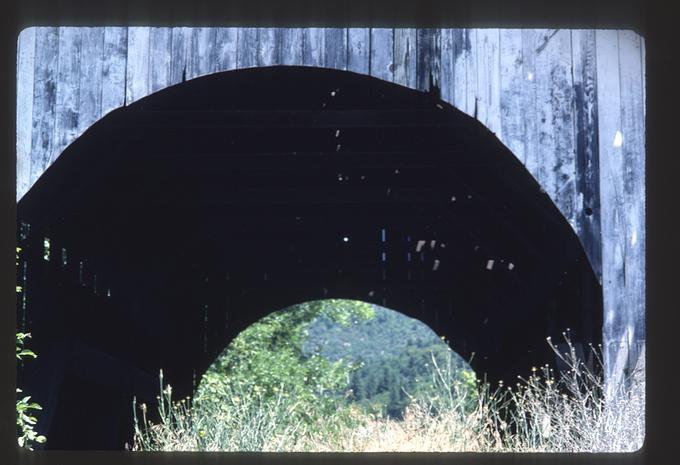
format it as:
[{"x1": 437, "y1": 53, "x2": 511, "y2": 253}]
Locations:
[
  {"x1": 393, "y1": 28, "x2": 417, "y2": 89},
  {"x1": 617, "y1": 30, "x2": 646, "y2": 367},
  {"x1": 596, "y1": 29, "x2": 625, "y2": 388},
  {"x1": 54, "y1": 28, "x2": 82, "y2": 158},
  {"x1": 520, "y1": 29, "x2": 540, "y2": 178},
  {"x1": 323, "y1": 28, "x2": 347, "y2": 71},
  {"x1": 125, "y1": 27, "x2": 151, "y2": 104},
  {"x1": 369, "y1": 28, "x2": 393, "y2": 82},
  {"x1": 188, "y1": 27, "x2": 217, "y2": 79},
  {"x1": 237, "y1": 28, "x2": 258, "y2": 68},
  {"x1": 77, "y1": 28, "x2": 104, "y2": 134},
  {"x1": 101, "y1": 27, "x2": 127, "y2": 115},
  {"x1": 302, "y1": 27, "x2": 324, "y2": 67},
  {"x1": 149, "y1": 28, "x2": 172, "y2": 93},
  {"x1": 451, "y1": 29, "x2": 471, "y2": 113},
  {"x1": 30, "y1": 27, "x2": 59, "y2": 186},
  {"x1": 416, "y1": 28, "x2": 441, "y2": 93},
  {"x1": 640, "y1": 35, "x2": 646, "y2": 118},
  {"x1": 571, "y1": 29, "x2": 602, "y2": 280},
  {"x1": 534, "y1": 29, "x2": 560, "y2": 196},
  {"x1": 537, "y1": 29, "x2": 577, "y2": 229},
  {"x1": 475, "y1": 29, "x2": 502, "y2": 137},
  {"x1": 214, "y1": 27, "x2": 238, "y2": 72},
  {"x1": 258, "y1": 28, "x2": 279, "y2": 67},
  {"x1": 169, "y1": 27, "x2": 190, "y2": 85},
  {"x1": 347, "y1": 28, "x2": 369, "y2": 74},
  {"x1": 499, "y1": 29, "x2": 525, "y2": 163},
  {"x1": 439, "y1": 29, "x2": 455, "y2": 104},
  {"x1": 16, "y1": 27, "x2": 36, "y2": 199},
  {"x1": 464, "y1": 29, "x2": 479, "y2": 118},
  {"x1": 450, "y1": 29, "x2": 469, "y2": 111},
  {"x1": 279, "y1": 28, "x2": 303, "y2": 65}
]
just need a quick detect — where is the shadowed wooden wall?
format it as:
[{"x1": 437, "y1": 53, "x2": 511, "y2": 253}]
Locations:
[{"x1": 15, "y1": 27, "x2": 645, "y2": 389}]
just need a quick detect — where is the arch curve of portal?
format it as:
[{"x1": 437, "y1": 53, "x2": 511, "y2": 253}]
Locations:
[{"x1": 17, "y1": 66, "x2": 602, "y2": 449}]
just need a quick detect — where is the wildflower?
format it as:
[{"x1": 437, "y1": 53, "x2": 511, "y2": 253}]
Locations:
[{"x1": 540, "y1": 414, "x2": 552, "y2": 438}]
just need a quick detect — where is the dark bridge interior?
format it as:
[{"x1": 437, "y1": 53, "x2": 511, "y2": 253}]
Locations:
[{"x1": 16, "y1": 66, "x2": 602, "y2": 450}]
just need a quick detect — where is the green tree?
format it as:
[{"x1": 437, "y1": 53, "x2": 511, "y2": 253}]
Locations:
[{"x1": 194, "y1": 299, "x2": 375, "y2": 424}]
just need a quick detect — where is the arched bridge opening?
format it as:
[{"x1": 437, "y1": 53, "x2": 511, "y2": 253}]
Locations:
[{"x1": 16, "y1": 66, "x2": 602, "y2": 450}]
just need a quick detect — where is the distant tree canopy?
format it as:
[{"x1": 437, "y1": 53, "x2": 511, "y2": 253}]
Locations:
[
  {"x1": 195, "y1": 300, "x2": 475, "y2": 422},
  {"x1": 194, "y1": 300, "x2": 374, "y2": 423},
  {"x1": 304, "y1": 305, "x2": 474, "y2": 418}
]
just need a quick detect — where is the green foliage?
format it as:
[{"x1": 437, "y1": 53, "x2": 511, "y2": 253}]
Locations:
[
  {"x1": 194, "y1": 300, "x2": 375, "y2": 425},
  {"x1": 16, "y1": 333, "x2": 46, "y2": 450},
  {"x1": 16, "y1": 246, "x2": 46, "y2": 450},
  {"x1": 349, "y1": 343, "x2": 476, "y2": 419},
  {"x1": 304, "y1": 304, "x2": 476, "y2": 419},
  {"x1": 16, "y1": 332, "x2": 37, "y2": 360},
  {"x1": 133, "y1": 370, "x2": 370, "y2": 451},
  {"x1": 134, "y1": 327, "x2": 644, "y2": 452}
]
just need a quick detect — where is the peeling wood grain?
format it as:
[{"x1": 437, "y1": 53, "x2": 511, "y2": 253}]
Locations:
[
  {"x1": 439, "y1": 29, "x2": 455, "y2": 103},
  {"x1": 258, "y1": 28, "x2": 279, "y2": 67},
  {"x1": 416, "y1": 28, "x2": 440, "y2": 93},
  {"x1": 55, "y1": 28, "x2": 82, "y2": 158},
  {"x1": 451, "y1": 29, "x2": 469, "y2": 112},
  {"x1": 16, "y1": 27, "x2": 36, "y2": 199},
  {"x1": 302, "y1": 27, "x2": 324, "y2": 67},
  {"x1": 596, "y1": 29, "x2": 626, "y2": 387},
  {"x1": 476, "y1": 29, "x2": 502, "y2": 138},
  {"x1": 101, "y1": 27, "x2": 127, "y2": 115},
  {"x1": 189, "y1": 28, "x2": 217, "y2": 79},
  {"x1": 279, "y1": 28, "x2": 303, "y2": 66},
  {"x1": 571, "y1": 29, "x2": 602, "y2": 280},
  {"x1": 463, "y1": 29, "x2": 479, "y2": 118},
  {"x1": 125, "y1": 27, "x2": 151, "y2": 104},
  {"x1": 617, "y1": 29, "x2": 646, "y2": 360},
  {"x1": 543, "y1": 29, "x2": 577, "y2": 231},
  {"x1": 640, "y1": 35, "x2": 646, "y2": 118},
  {"x1": 534, "y1": 29, "x2": 561, "y2": 199},
  {"x1": 370, "y1": 28, "x2": 393, "y2": 82},
  {"x1": 237, "y1": 28, "x2": 258, "y2": 69},
  {"x1": 214, "y1": 28, "x2": 238, "y2": 72},
  {"x1": 30, "y1": 27, "x2": 59, "y2": 187},
  {"x1": 499, "y1": 29, "x2": 525, "y2": 163},
  {"x1": 77, "y1": 28, "x2": 104, "y2": 135},
  {"x1": 323, "y1": 28, "x2": 347, "y2": 71},
  {"x1": 521, "y1": 29, "x2": 540, "y2": 177},
  {"x1": 347, "y1": 28, "x2": 369, "y2": 74},
  {"x1": 149, "y1": 28, "x2": 172, "y2": 93},
  {"x1": 169, "y1": 27, "x2": 190, "y2": 85},
  {"x1": 536, "y1": 29, "x2": 560, "y2": 55},
  {"x1": 393, "y1": 28, "x2": 416, "y2": 89}
]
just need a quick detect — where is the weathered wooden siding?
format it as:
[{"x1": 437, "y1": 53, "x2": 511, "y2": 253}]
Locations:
[
  {"x1": 595, "y1": 30, "x2": 646, "y2": 389},
  {"x1": 15, "y1": 27, "x2": 646, "y2": 386}
]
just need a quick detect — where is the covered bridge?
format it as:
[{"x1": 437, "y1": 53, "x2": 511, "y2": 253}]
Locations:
[{"x1": 15, "y1": 27, "x2": 645, "y2": 450}]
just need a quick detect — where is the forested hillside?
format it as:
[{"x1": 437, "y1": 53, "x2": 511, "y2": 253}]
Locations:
[
  {"x1": 303, "y1": 305, "x2": 471, "y2": 418},
  {"x1": 196, "y1": 300, "x2": 473, "y2": 422}
]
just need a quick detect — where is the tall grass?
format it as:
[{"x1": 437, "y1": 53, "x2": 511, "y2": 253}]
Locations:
[{"x1": 132, "y1": 334, "x2": 644, "y2": 452}]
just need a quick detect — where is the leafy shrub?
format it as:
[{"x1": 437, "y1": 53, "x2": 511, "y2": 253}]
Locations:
[
  {"x1": 16, "y1": 333, "x2": 46, "y2": 450},
  {"x1": 16, "y1": 247, "x2": 47, "y2": 450},
  {"x1": 194, "y1": 300, "x2": 375, "y2": 426}
]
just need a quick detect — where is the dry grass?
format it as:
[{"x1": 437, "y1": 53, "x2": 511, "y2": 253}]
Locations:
[{"x1": 133, "y1": 334, "x2": 645, "y2": 453}]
